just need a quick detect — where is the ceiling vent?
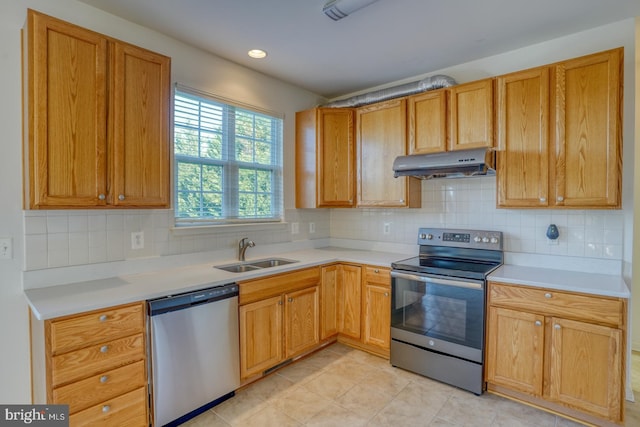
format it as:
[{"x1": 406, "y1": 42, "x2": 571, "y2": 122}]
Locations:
[{"x1": 323, "y1": 0, "x2": 380, "y2": 21}]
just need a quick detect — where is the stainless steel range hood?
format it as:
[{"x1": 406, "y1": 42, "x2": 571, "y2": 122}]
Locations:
[{"x1": 393, "y1": 148, "x2": 495, "y2": 180}]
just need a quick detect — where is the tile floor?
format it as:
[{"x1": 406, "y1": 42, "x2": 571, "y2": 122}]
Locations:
[{"x1": 184, "y1": 345, "x2": 640, "y2": 427}]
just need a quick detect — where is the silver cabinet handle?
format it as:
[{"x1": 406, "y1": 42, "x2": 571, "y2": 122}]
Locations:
[
  {"x1": 399, "y1": 199, "x2": 405, "y2": 203},
  {"x1": 374, "y1": 269, "x2": 380, "y2": 273},
  {"x1": 557, "y1": 196, "x2": 564, "y2": 202},
  {"x1": 118, "y1": 194, "x2": 125, "y2": 201},
  {"x1": 278, "y1": 300, "x2": 283, "y2": 305},
  {"x1": 539, "y1": 197, "x2": 546, "y2": 202},
  {"x1": 535, "y1": 320, "x2": 542, "y2": 326},
  {"x1": 99, "y1": 314, "x2": 108, "y2": 322},
  {"x1": 98, "y1": 194, "x2": 106, "y2": 200},
  {"x1": 102, "y1": 405, "x2": 110, "y2": 413},
  {"x1": 288, "y1": 297, "x2": 293, "y2": 303},
  {"x1": 544, "y1": 293, "x2": 552, "y2": 299},
  {"x1": 554, "y1": 324, "x2": 561, "y2": 330},
  {"x1": 384, "y1": 292, "x2": 389, "y2": 297},
  {"x1": 100, "y1": 345, "x2": 109, "y2": 353},
  {"x1": 100, "y1": 375, "x2": 109, "y2": 383}
]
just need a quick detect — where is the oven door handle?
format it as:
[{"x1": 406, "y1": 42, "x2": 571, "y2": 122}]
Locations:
[{"x1": 390, "y1": 271, "x2": 483, "y2": 290}]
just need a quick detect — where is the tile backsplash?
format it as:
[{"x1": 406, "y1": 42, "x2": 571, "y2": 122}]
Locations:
[{"x1": 23, "y1": 177, "x2": 624, "y2": 271}]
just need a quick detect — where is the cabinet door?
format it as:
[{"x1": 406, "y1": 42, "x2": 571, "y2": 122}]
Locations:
[
  {"x1": 337, "y1": 265, "x2": 362, "y2": 339},
  {"x1": 548, "y1": 317, "x2": 622, "y2": 421},
  {"x1": 318, "y1": 108, "x2": 355, "y2": 207},
  {"x1": 552, "y1": 48, "x2": 622, "y2": 208},
  {"x1": 320, "y1": 265, "x2": 339, "y2": 340},
  {"x1": 496, "y1": 67, "x2": 550, "y2": 208},
  {"x1": 363, "y1": 283, "x2": 390, "y2": 350},
  {"x1": 284, "y1": 286, "x2": 319, "y2": 358},
  {"x1": 111, "y1": 42, "x2": 171, "y2": 207},
  {"x1": 408, "y1": 90, "x2": 447, "y2": 154},
  {"x1": 25, "y1": 10, "x2": 108, "y2": 208},
  {"x1": 239, "y1": 296, "x2": 283, "y2": 379},
  {"x1": 357, "y1": 99, "x2": 418, "y2": 207},
  {"x1": 485, "y1": 307, "x2": 544, "y2": 396},
  {"x1": 449, "y1": 79, "x2": 494, "y2": 151}
]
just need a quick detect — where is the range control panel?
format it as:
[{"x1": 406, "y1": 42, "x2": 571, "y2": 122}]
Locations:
[{"x1": 417, "y1": 228, "x2": 502, "y2": 250}]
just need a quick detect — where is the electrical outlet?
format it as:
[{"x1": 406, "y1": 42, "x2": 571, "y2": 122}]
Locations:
[
  {"x1": 131, "y1": 231, "x2": 144, "y2": 250},
  {"x1": 383, "y1": 223, "x2": 391, "y2": 235},
  {"x1": 0, "y1": 238, "x2": 12, "y2": 260},
  {"x1": 309, "y1": 222, "x2": 316, "y2": 234},
  {"x1": 291, "y1": 222, "x2": 299, "y2": 234}
]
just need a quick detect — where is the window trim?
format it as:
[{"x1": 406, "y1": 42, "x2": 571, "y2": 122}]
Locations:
[{"x1": 173, "y1": 84, "x2": 284, "y2": 226}]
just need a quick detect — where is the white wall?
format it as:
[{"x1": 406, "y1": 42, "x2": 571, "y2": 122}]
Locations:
[{"x1": 0, "y1": 0, "x2": 324, "y2": 402}]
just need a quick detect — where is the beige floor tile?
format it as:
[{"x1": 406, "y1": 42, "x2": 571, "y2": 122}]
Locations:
[
  {"x1": 369, "y1": 395, "x2": 438, "y2": 426},
  {"x1": 303, "y1": 348, "x2": 344, "y2": 369},
  {"x1": 237, "y1": 405, "x2": 301, "y2": 427},
  {"x1": 271, "y1": 384, "x2": 334, "y2": 423},
  {"x1": 304, "y1": 402, "x2": 371, "y2": 427},
  {"x1": 335, "y1": 383, "x2": 394, "y2": 418},
  {"x1": 211, "y1": 389, "x2": 267, "y2": 425},
  {"x1": 181, "y1": 409, "x2": 231, "y2": 427},
  {"x1": 359, "y1": 367, "x2": 411, "y2": 397},
  {"x1": 491, "y1": 394, "x2": 556, "y2": 427},
  {"x1": 435, "y1": 391, "x2": 500, "y2": 426},
  {"x1": 327, "y1": 342, "x2": 357, "y2": 356},
  {"x1": 303, "y1": 370, "x2": 358, "y2": 400},
  {"x1": 274, "y1": 358, "x2": 325, "y2": 384},
  {"x1": 243, "y1": 371, "x2": 296, "y2": 401},
  {"x1": 324, "y1": 356, "x2": 380, "y2": 382},
  {"x1": 393, "y1": 380, "x2": 451, "y2": 414}
]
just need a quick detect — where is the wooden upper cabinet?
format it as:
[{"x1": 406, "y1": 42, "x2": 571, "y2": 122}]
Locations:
[
  {"x1": 408, "y1": 89, "x2": 447, "y2": 154},
  {"x1": 111, "y1": 42, "x2": 171, "y2": 207},
  {"x1": 552, "y1": 49, "x2": 622, "y2": 208},
  {"x1": 24, "y1": 10, "x2": 109, "y2": 208},
  {"x1": 496, "y1": 67, "x2": 550, "y2": 208},
  {"x1": 449, "y1": 78, "x2": 494, "y2": 151},
  {"x1": 23, "y1": 9, "x2": 171, "y2": 209},
  {"x1": 356, "y1": 99, "x2": 420, "y2": 207},
  {"x1": 296, "y1": 108, "x2": 355, "y2": 208}
]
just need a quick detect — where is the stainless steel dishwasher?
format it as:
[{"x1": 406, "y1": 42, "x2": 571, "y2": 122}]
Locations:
[{"x1": 148, "y1": 283, "x2": 240, "y2": 426}]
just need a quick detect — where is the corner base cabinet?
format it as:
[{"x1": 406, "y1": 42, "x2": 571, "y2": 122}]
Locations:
[
  {"x1": 30, "y1": 302, "x2": 148, "y2": 426},
  {"x1": 485, "y1": 281, "x2": 626, "y2": 426}
]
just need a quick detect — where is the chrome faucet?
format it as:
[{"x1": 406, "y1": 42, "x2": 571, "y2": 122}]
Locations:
[{"x1": 238, "y1": 237, "x2": 255, "y2": 261}]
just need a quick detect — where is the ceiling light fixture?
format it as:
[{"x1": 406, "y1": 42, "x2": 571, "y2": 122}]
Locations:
[
  {"x1": 323, "y1": 0, "x2": 381, "y2": 21},
  {"x1": 248, "y1": 49, "x2": 267, "y2": 59}
]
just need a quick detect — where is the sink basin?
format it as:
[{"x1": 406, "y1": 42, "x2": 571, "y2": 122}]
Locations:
[
  {"x1": 248, "y1": 258, "x2": 298, "y2": 268},
  {"x1": 214, "y1": 258, "x2": 298, "y2": 273},
  {"x1": 215, "y1": 263, "x2": 261, "y2": 273}
]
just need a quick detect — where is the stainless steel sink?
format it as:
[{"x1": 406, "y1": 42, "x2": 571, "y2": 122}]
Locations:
[{"x1": 214, "y1": 258, "x2": 298, "y2": 273}]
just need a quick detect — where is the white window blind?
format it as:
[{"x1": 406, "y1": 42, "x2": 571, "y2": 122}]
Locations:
[{"x1": 174, "y1": 85, "x2": 283, "y2": 225}]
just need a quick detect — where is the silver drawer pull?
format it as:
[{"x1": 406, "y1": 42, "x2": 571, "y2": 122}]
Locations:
[
  {"x1": 99, "y1": 314, "x2": 108, "y2": 322},
  {"x1": 554, "y1": 324, "x2": 561, "y2": 330},
  {"x1": 374, "y1": 269, "x2": 379, "y2": 273},
  {"x1": 288, "y1": 297, "x2": 293, "y2": 303},
  {"x1": 100, "y1": 345, "x2": 109, "y2": 353},
  {"x1": 535, "y1": 320, "x2": 542, "y2": 326},
  {"x1": 539, "y1": 197, "x2": 546, "y2": 203},
  {"x1": 384, "y1": 292, "x2": 389, "y2": 297},
  {"x1": 557, "y1": 196, "x2": 564, "y2": 202},
  {"x1": 118, "y1": 194, "x2": 125, "y2": 201},
  {"x1": 102, "y1": 405, "x2": 110, "y2": 413},
  {"x1": 100, "y1": 375, "x2": 109, "y2": 383},
  {"x1": 544, "y1": 293, "x2": 552, "y2": 299},
  {"x1": 98, "y1": 194, "x2": 106, "y2": 201}
]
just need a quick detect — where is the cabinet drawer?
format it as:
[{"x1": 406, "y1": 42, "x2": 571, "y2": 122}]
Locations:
[
  {"x1": 52, "y1": 360, "x2": 146, "y2": 413},
  {"x1": 68, "y1": 386, "x2": 147, "y2": 427},
  {"x1": 51, "y1": 333, "x2": 145, "y2": 387},
  {"x1": 488, "y1": 282, "x2": 624, "y2": 327},
  {"x1": 240, "y1": 267, "x2": 321, "y2": 305},
  {"x1": 49, "y1": 303, "x2": 144, "y2": 354},
  {"x1": 364, "y1": 266, "x2": 390, "y2": 285}
]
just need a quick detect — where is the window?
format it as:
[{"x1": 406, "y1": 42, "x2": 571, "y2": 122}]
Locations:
[{"x1": 173, "y1": 86, "x2": 283, "y2": 225}]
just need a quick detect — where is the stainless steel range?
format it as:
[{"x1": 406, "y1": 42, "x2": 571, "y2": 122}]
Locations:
[{"x1": 390, "y1": 228, "x2": 503, "y2": 395}]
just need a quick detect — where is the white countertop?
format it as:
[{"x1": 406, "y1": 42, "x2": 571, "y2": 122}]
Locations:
[
  {"x1": 25, "y1": 246, "x2": 630, "y2": 320},
  {"x1": 25, "y1": 247, "x2": 411, "y2": 320},
  {"x1": 488, "y1": 264, "x2": 630, "y2": 298}
]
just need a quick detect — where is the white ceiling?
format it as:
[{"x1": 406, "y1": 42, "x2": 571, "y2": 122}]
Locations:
[{"x1": 78, "y1": 0, "x2": 640, "y2": 99}]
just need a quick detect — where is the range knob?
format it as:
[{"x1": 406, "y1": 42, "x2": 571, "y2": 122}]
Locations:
[
  {"x1": 473, "y1": 236, "x2": 482, "y2": 243},
  {"x1": 490, "y1": 237, "x2": 499, "y2": 244},
  {"x1": 426, "y1": 234, "x2": 434, "y2": 240},
  {"x1": 419, "y1": 233, "x2": 427, "y2": 239},
  {"x1": 482, "y1": 237, "x2": 490, "y2": 243}
]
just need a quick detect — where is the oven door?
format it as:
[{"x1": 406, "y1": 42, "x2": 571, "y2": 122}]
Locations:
[{"x1": 390, "y1": 270, "x2": 485, "y2": 363}]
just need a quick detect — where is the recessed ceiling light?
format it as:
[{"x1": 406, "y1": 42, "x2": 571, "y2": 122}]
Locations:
[{"x1": 248, "y1": 49, "x2": 267, "y2": 59}]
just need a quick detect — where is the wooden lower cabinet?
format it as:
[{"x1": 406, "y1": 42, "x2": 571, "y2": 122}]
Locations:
[
  {"x1": 239, "y1": 268, "x2": 320, "y2": 380},
  {"x1": 30, "y1": 302, "x2": 148, "y2": 427},
  {"x1": 485, "y1": 281, "x2": 626, "y2": 426},
  {"x1": 362, "y1": 267, "x2": 391, "y2": 351}
]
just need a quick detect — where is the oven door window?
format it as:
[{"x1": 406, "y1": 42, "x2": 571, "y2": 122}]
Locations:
[{"x1": 391, "y1": 273, "x2": 484, "y2": 350}]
